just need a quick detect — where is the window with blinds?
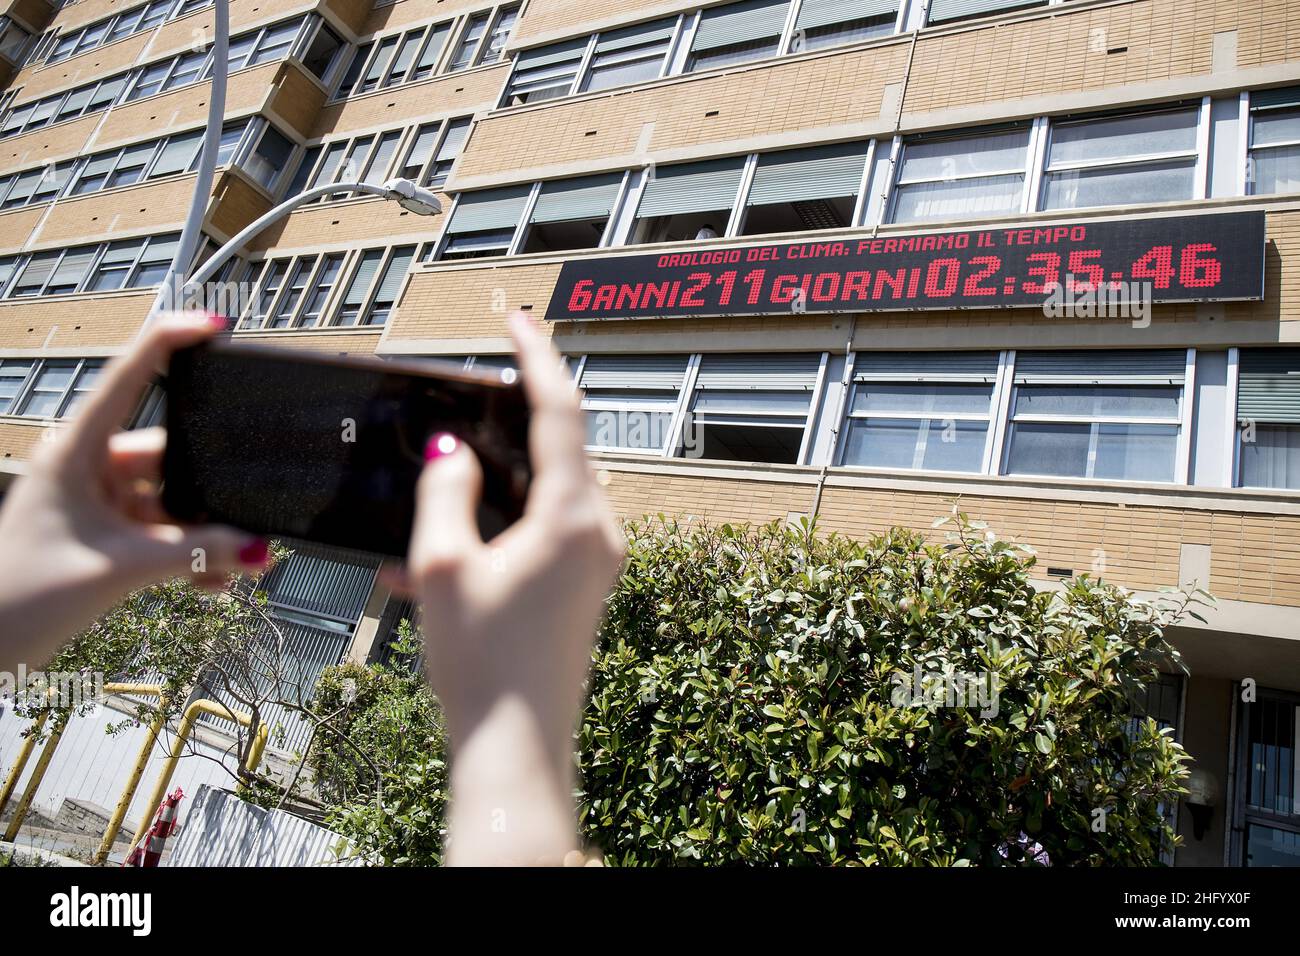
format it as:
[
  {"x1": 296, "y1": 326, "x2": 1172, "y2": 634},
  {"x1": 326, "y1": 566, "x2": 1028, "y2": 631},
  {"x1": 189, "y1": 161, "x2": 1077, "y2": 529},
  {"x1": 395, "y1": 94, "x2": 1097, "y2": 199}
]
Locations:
[
  {"x1": 580, "y1": 355, "x2": 689, "y2": 453},
  {"x1": 439, "y1": 185, "x2": 531, "y2": 260},
  {"x1": 681, "y1": 353, "x2": 823, "y2": 464},
  {"x1": 1249, "y1": 87, "x2": 1300, "y2": 197},
  {"x1": 633, "y1": 158, "x2": 746, "y2": 244},
  {"x1": 739, "y1": 141, "x2": 869, "y2": 235},
  {"x1": 688, "y1": 0, "x2": 791, "y2": 73},
  {"x1": 840, "y1": 352, "x2": 1000, "y2": 473},
  {"x1": 520, "y1": 173, "x2": 624, "y2": 253},
  {"x1": 336, "y1": 250, "x2": 384, "y2": 326},
  {"x1": 505, "y1": 37, "x2": 589, "y2": 105},
  {"x1": 583, "y1": 18, "x2": 676, "y2": 93},
  {"x1": 1237, "y1": 348, "x2": 1300, "y2": 489},
  {"x1": 790, "y1": 0, "x2": 897, "y2": 52},
  {"x1": 1003, "y1": 350, "x2": 1186, "y2": 482},
  {"x1": 891, "y1": 127, "x2": 1031, "y2": 224},
  {"x1": 927, "y1": 0, "x2": 1046, "y2": 25},
  {"x1": 364, "y1": 246, "x2": 417, "y2": 326}
]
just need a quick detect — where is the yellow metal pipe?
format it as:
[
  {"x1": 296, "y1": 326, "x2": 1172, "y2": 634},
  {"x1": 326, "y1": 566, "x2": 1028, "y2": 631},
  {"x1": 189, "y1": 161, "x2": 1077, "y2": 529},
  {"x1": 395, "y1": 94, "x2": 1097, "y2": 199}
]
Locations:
[
  {"x1": 124, "y1": 697, "x2": 269, "y2": 858},
  {"x1": 0, "y1": 710, "x2": 49, "y2": 819},
  {"x1": 2, "y1": 713, "x2": 67, "y2": 842},
  {"x1": 92, "y1": 683, "x2": 166, "y2": 866}
]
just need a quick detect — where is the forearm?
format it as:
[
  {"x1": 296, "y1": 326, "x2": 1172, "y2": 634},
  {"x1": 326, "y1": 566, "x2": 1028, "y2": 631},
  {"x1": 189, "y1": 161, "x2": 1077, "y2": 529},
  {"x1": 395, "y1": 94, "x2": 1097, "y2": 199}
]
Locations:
[{"x1": 445, "y1": 693, "x2": 580, "y2": 866}]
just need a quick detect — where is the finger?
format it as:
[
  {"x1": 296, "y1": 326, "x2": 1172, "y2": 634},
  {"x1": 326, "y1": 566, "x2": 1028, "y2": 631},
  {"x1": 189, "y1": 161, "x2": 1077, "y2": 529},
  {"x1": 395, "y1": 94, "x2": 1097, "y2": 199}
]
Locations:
[
  {"x1": 66, "y1": 313, "x2": 221, "y2": 468},
  {"x1": 106, "y1": 427, "x2": 166, "y2": 484},
  {"x1": 506, "y1": 311, "x2": 590, "y2": 487},
  {"x1": 408, "y1": 432, "x2": 485, "y2": 582},
  {"x1": 377, "y1": 563, "x2": 415, "y2": 600},
  {"x1": 126, "y1": 524, "x2": 268, "y2": 583}
]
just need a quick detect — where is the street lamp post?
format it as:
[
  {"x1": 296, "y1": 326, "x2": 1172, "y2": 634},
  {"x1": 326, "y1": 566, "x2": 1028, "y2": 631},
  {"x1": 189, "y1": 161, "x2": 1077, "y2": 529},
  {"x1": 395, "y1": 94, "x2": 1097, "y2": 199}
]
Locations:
[{"x1": 145, "y1": 0, "x2": 229, "y2": 323}]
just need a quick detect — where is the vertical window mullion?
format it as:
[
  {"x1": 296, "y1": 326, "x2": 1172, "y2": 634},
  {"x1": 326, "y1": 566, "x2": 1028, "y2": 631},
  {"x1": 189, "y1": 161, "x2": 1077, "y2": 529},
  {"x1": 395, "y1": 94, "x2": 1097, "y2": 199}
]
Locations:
[
  {"x1": 55, "y1": 358, "x2": 85, "y2": 417},
  {"x1": 667, "y1": 13, "x2": 699, "y2": 76},
  {"x1": 798, "y1": 351, "x2": 829, "y2": 465},
  {"x1": 1022, "y1": 117, "x2": 1048, "y2": 214},
  {"x1": 666, "y1": 354, "x2": 702, "y2": 457},
  {"x1": 1175, "y1": 348, "x2": 1196, "y2": 484},
  {"x1": 913, "y1": 419, "x2": 931, "y2": 470},
  {"x1": 1226, "y1": 346, "x2": 1241, "y2": 486},
  {"x1": 724, "y1": 154, "x2": 759, "y2": 238},
  {"x1": 507, "y1": 182, "x2": 542, "y2": 255},
  {"x1": 849, "y1": 138, "x2": 876, "y2": 227},
  {"x1": 1085, "y1": 421, "x2": 1100, "y2": 479},
  {"x1": 1238, "y1": 91, "x2": 1252, "y2": 195},
  {"x1": 779, "y1": 0, "x2": 803, "y2": 54},
  {"x1": 991, "y1": 350, "x2": 1017, "y2": 475},
  {"x1": 1194, "y1": 96, "x2": 1213, "y2": 200}
]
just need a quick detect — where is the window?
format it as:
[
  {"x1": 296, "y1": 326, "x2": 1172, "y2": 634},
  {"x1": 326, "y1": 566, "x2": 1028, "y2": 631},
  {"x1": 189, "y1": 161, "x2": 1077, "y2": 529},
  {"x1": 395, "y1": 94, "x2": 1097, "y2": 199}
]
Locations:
[
  {"x1": 0, "y1": 72, "x2": 134, "y2": 139},
  {"x1": 46, "y1": 0, "x2": 180, "y2": 64},
  {"x1": 580, "y1": 355, "x2": 688, "y2": 453},
  {"x1": 632, "y1": 158, "x2": 745, "y2": 244},
  {"x1": 326, "y1": 246, "x2": 414, "y2": 326},
  {"x1": 335, "y1": 42, "x2": 374, "y2": 97},
  {"x1": 520, "y1": 173, "x2": 623, "y2": 253},
  {"x1": 0, "y1": 161, "x2": 75, "y2": 208},
  {"x1": 242, "y1": 259, "x2": 290, "y2": 328},
  {"x1": 1232, "y1": 690, "x2": 1300, "y2": 866},
  {"x1": 892, "y1": 128, "x2": 1030, "y2": 223},
  {"x1": 505, "y1": 38, "x2": 588, "y2": 104},
  {"x1": 299, "y1": 253, "x2": 345, "y2": 325},
  {"x1": 582, "y1": 18, "x2": 675, "y2": 93},
  {"x1": 14, "y1": 359, "x2": 104, "y2": 419},
  {"x1": 0, "y1": 19, "x2": 31, "y2": 62},
  {"x1": 0, "y1": 360, "x2": 33, "y2": 414},
  {"x1": 449, "y1": 13, "x2": 490, "y2": 71},
  {"x1": 410, "y1": 23, "x2": 452, "y2": 80},
  {"x1": 789, "y1": 0, "x2": 896, "y2": 53},
  {"x1": 1040, "y1": 108, "x2": 1200, "y2": 210},
  {"x1": 1237, "y1": 349, "x2": 1300, "y2": 489},
  {"x1": 840, "y1": 353, "x2": 998, "y2": 473},
  {"x1": 361, "y1": 246, "x2": 416, "y2": 325},
  {"x1": 739, "y1": 142, "x2": 868, "y2": 235},
  {"x1": 688, "y1": 0, "x2": 790, "y2": 73},
  {"x1": 425, "y1": 118, "x2": 469, "y2": 187},
  {"x1": 438, "y1": 185, "x2": 530, "y2": 260},
  {"x1": 926, "y1": 0, "x2": 1045, "y2": 24},
  {"x1": 267, "y1": 256, "x2": 315, "y2": 328},
  {"x1": 335, "y1": 250, "x2": 383, "y2": 325},
  {"x1": 297, "y1": 128, "x2": 405, "y2": 198},
  {"x1": 1003, "y1": 351, "x2": 1186, "y2": 482},
  {"x1": 10, "y1": 252, "x2": 59, "y2": 297},
  {"x1": 356, "y1": 35, "x2": 399, "y2": 94},
  {"x1": 483, "y1": 5, "x2": 519, "y2": 63},
  {"x1": 301, "y1": 23, "x2": 344, "y2": 81},
  {"x1": 449, "y1": 4, "x2": 517, "y2": 72},
  {"x1": 241, "y1": 125, "x2": 295, "y2": 190},
  {"x1": 682, "y1": 353, "x2": 821, "y2": 463},
  {"x1": 1249, "y1": 88, "x2": 1300, "y2": 196}
]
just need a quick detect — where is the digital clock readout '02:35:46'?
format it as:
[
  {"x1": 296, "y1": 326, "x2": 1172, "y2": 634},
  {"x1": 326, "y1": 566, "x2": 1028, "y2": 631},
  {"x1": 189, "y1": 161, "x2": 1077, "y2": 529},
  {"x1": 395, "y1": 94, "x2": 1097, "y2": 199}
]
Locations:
[{"x1": 544, "y1": 210, "x2": 1266, "y2": 321}]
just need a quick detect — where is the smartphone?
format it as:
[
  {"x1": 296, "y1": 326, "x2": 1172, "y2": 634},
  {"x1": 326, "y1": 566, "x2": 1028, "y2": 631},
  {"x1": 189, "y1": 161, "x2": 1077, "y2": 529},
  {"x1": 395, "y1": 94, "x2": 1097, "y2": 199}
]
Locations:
[{"x1": 161, "y1": 341, "x2": 532, "y2": 557}]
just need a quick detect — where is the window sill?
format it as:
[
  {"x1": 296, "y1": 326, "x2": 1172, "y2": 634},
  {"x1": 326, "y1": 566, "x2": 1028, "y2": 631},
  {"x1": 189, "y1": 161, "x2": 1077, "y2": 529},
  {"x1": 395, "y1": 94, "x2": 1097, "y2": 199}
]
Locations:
[{"x1": 324, "y1": 59, "x2": 510, "y2": 110}]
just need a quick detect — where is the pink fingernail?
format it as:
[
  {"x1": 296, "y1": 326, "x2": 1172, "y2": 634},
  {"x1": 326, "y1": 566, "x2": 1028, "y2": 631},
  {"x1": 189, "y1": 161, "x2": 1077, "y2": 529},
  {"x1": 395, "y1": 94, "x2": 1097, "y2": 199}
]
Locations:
[
  {"x1": 207, "y1": 313, "x2": 228, "y2": 331},
  {"x1": 425, "y1": 432, "x2": 459, "y2": 461},
  {"x1": 238, "y1": 537, "x2": 268, "y2": 564}
]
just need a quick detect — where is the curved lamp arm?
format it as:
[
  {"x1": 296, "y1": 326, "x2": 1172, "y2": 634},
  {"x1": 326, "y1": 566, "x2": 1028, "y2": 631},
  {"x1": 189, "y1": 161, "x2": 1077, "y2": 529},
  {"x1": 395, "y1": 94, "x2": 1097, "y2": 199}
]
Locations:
[{"x1": 186, "y1": 179, "x2": 442, "y2": 290}]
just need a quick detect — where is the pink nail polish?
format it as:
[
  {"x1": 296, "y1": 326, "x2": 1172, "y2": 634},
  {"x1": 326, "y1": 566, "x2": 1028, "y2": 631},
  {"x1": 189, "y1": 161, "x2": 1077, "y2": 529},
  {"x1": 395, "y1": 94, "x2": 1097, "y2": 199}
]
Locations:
[
  {"x1": 207, "y1": 313, "x2": 228, "y2": 331},
  {"x1": 238, "y1": 537, "x2": 268, "y2": 564},
  {"x1": 425, "y1": 432, "x2": 458, "y2": 461}
]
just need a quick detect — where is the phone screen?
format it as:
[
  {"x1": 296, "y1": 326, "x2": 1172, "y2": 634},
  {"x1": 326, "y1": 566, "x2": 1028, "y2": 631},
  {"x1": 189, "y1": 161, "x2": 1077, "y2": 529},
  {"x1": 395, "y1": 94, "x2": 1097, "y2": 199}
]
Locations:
[{"x1": 162, "y1": 342, "x2": 532, "y2": 556}]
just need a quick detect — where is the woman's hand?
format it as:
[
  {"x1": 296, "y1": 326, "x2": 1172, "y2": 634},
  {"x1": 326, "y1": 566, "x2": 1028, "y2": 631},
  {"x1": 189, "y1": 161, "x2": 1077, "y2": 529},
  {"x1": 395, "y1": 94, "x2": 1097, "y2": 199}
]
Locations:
[
  {"x1": 0, "y1": 314, "x2": 270, "y2": 672},
  {"x1": 408, "y1": 311, "x2": 625, "y2": 866}
]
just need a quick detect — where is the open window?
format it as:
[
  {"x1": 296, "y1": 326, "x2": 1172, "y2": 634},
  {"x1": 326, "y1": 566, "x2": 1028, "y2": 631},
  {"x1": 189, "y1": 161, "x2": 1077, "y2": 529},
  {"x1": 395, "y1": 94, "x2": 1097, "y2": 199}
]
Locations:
[
  {"x1": 927, "y1": 0, "x2": 1046, "y2": 24},
  {"x1": 1237, "y1": 349, "x2": 1300, "y2": 489},
  {"x1": 632, "y1": 158, "x2": 745, "y2": 244},
  {"x1": 579, "y1": 355, "x2": 688, "y2": 454},
  {"x1": 738, "y1": 141, "x2": 868, "y2": 235},
  {"x1": 520, "y1": 173, "x2": 622, "y2": 253},
  {"x1": 437, "y1": 185, "x2": 529, "y2": 260},
  {"x1": 1040, "y1": 108, "x2": 1200, "y2": 211},
  {"x1": 505, "y1": 38, "x2": 587, "y2": 104},
  {"x1": 839, "y1": 352, "x2": 999, "y2": 473},
  {"x1": 687, "y1": 0, "x2": 791, "y2": 73},
  {"x1": 680, "y1": 353, "x2": 822, "y2": 464},
  {"x1": 1003, "y1": 350, "x2": 1186, "y2": 482},
  {"x1": 789, "y1": 0, "x2": 897, "y2": 52},
  {"x1": 891, "y1": 127, "x2": 1031, "y2": 224}
]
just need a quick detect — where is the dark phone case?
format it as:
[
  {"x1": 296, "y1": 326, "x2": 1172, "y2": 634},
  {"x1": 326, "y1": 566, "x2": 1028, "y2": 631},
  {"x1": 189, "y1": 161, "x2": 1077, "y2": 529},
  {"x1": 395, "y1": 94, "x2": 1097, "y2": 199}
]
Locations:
[{"x1": 161, "y1": 341, "x2": 532, "y2": 557}]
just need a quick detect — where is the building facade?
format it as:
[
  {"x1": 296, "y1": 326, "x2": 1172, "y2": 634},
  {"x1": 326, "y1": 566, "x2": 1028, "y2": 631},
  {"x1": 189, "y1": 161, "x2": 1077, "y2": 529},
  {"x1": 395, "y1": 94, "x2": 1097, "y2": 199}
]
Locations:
[{"x1": 0, "y1": 0, "x2": 1298, "y2": 865}]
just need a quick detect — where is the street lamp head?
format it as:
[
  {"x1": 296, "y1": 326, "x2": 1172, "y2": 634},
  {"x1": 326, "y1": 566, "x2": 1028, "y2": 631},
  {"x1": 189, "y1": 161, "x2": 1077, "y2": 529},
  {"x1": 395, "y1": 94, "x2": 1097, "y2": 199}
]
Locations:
[{"x1": 382, "y1": 178, "x2": 443, "y2": 216}]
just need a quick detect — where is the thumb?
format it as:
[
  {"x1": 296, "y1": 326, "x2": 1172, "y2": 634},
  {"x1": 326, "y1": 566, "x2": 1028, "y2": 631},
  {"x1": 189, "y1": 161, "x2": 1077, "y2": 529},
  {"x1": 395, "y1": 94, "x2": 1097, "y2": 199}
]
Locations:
[{"x1": 409, "y1": 432, "x2": 484, "y2": 582}]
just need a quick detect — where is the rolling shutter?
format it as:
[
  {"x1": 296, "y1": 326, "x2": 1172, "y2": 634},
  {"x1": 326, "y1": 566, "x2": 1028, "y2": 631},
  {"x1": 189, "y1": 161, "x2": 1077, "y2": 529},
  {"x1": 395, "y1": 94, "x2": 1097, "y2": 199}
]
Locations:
[
  {"x1": 1238, "y1": 349, "x2": 1300, "y2": 424},
  {"x1": 509, "y1": 38, "x2": 587, "y2": 97},
  {"x1": 1250, "y1": 87, "x2": 1300, "y2": 112},
  {"x1": 746, "y1": 142, "x2": 869, "y2": 206},
  {"x1": 692, "y1": 0, "x2": 790, "y2": 52},
  {"x1": 636, "y1": 159, "x2": 744, "y2": 218},
  {"x1": 796, "y1": 0, "x2": 897, "y2": 30},
  {"x1": 695, "y1": 353, "x2": 821, "y2": 389},
  {"x1": 342, "y1": 250, "x2": 383, "y2": 306},
  {"x1": 1013, "y1": 350, "x2": 1186, "y2": 383},
  {"x1": 594, "y1": 19, "x2": 676, "y2": 54},
  {"x1": 531, "y1": 173, "x2": 622, "y2": 223},
  {"x1": 445, "y1": 184, "x2": 531, "y2": 233},
  {"x1": 48, "y1": 249, "x2": 95, "y2": 290},
  {"x1": 580, "y1": 355, "x2": 689, "y2": 390},
  {"x1": 853, "y1": 351, "x2": 1000, "y2": 380},
  {"x1": 927, "y1": 0, "x2": 1043, "y2": 25},
  {"x1": 372, "y1": 247, "x2": 415, "y2": 303},
  {"x1": 151, "y1": 131, "x2": 203, "y2": 177}
]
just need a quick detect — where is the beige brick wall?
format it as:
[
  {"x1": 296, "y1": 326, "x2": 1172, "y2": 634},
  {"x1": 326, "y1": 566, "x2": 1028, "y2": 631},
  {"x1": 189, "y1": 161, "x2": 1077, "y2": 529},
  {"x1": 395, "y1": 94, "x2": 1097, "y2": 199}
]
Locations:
[
  {"x1": 267, "y1": 60, "x2": 328, "y2": 138},
  {"x1": 0, "y1": 205, "x2": 47, "y2": 254},
  {"x1": 357, "y1": 0, "x2": 492, "y2": 37},
  {"x1": 6, "y1": 0, "x2": 54, "y2": 32},
  {"x1": 510, "y1": 0, "x2": 690, "y2": 48},
  {"x1": 0, "y1": 419, "x2": 47, "y2": 465},
  {"x1": 208, "y1": 169, "x2": 274, "y2": 239},
  {"x1": 393, "y1": 259, "x2": 563, "y2": 339},
  {"x1": 310, "y1": 61, "x2": 507, "y2": 139},
  {"x1": 455, "y1": 42, "x2": 912, "y2": 182},
  {"x1": 29, "y1": 172, "x2": 198, "y2": 247},
  {"x1": 0, "y1": 290, "x2": 151, "y2": 350},
  {"x1": 253, "y1": 194, "x2": 445, "y2": 251},
  {"x1": 233, "y1": 329, "x2": 384, "y2": 351},
  {"x1": 12, "y1": 33, "x2": 153, "y2": 103},
  {"x1": 0, "y1": 113, "x2": 100, "y2": 177},
  {"x1": 601, "y1": 466, "x2": 1300, "y2": 606}
]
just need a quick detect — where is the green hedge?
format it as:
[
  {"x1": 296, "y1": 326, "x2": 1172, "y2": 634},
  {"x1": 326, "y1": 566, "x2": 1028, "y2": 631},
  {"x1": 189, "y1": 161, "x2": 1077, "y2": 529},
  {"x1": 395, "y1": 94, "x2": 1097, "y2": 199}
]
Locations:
[{"x1": 318, "y1": 514, "x2": 1192, "y2": 866}]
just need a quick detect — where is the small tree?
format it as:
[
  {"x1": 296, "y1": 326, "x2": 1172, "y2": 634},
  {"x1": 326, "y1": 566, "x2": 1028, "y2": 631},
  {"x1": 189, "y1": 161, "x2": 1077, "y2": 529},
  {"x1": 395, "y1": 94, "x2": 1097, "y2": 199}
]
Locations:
[{"x1": 315, "y1": 513, "x2": 1195, "y2": 866}]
